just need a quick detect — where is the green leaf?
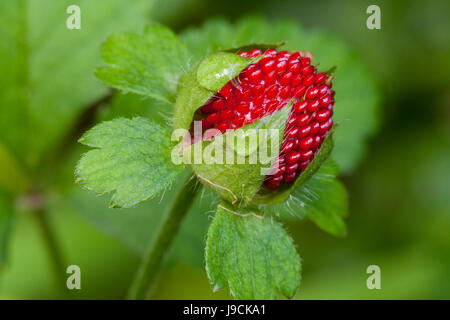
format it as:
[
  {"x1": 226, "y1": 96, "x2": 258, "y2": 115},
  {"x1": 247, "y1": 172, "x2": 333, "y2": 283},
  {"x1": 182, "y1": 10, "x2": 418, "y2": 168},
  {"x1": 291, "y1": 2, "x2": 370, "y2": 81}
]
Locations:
[
  {"x1": 76, "y1": 117, "x2": 182, "y2": 208},
  {"x1": 185, "y1": 102, "x2": 293, "y2": 206},
  {"x1": 180, "y1": 16, "x2": 380, "y2": 173},
  {"x1": 102, "y1": 92, "x2": 172, "y2": 128},
  {"x1": 267, "y1": 159, "x2": 348, "y2": 237},
  {"x1": 0, "y1": 0, "x2": 156, "y2": 171},
  {"x1": 0, "y1": 190, "x2": 14, "y2": 269},
  {"x1": 96, "y1": 23, "x2": 190, "y2": 104},
  {"x1": 70, "y1": 170, "x2": 217, "y2": 268},
  {"x1": 197, "y1": 52, "x2": 256, "y2": 91},
  {"x1": 206, "y1": 202, "x2": 301, "y2": 299}
]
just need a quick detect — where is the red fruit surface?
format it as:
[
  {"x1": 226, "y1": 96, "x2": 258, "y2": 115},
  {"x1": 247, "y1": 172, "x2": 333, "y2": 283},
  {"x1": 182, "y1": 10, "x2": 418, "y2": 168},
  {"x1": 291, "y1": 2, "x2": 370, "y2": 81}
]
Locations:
[{"x1": 198, "y1": 49, "x2": 334, "y2": 190}]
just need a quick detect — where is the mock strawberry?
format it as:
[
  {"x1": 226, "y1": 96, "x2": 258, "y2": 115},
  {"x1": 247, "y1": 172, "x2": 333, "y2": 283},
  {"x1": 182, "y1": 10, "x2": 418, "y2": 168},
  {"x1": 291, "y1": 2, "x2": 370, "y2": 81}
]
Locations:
[{"x1": 197, "y1": 48, "x2": 334, "y2": 190}]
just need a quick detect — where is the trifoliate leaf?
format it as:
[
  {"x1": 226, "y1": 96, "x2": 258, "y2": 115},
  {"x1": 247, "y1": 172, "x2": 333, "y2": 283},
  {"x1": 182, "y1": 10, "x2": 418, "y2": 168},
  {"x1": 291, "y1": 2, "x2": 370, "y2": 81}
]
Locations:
[
  {"x1": 197, "y1": 52, "x2": 256, "y2": 91},
  {"x1": 96, "y1": 23, "x2": 190, "y2": 104},
  {"x1": 0, "y1": 189, "x2": 14, "y2": 269},
  {"x1": 76, "y1": 117, "x2": 182, "y2": 208},
  {"x1": 206, "y1": 202, "x2": 301, "y2": 299},
  {"x1": 185, "y1": 102, "x2": 293, "y2": 206},
  {"x1": 0, "y1": 0, "x2": 156, "y2": 170}
]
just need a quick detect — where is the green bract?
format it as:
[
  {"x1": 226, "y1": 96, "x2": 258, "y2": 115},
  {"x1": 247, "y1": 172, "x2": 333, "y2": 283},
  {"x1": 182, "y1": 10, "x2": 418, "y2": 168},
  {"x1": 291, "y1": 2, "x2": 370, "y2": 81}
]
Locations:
[{"x1": 183, "y1": 102, "x2": 293, "y2": 206}]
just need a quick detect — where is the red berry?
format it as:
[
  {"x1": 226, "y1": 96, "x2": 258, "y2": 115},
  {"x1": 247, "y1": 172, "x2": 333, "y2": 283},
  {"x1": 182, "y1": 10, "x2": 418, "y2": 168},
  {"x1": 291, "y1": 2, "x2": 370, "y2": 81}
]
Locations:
[
  {"x1": 195, "y1": 49, "x2": 335, "y2": 189},
  {"x1": 248, "y1": 48, "x2": 262, "y2": 57}
]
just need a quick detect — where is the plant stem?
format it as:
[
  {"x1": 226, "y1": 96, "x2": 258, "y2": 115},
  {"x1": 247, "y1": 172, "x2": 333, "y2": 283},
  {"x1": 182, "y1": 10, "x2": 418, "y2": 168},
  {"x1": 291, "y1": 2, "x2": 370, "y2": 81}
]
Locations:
[
  {"x1": 34, "y1": 208, "x2": 67, "y2": 294},
  {"x1": 127, "y1": 175, "x2": 199, "y2": 300}
]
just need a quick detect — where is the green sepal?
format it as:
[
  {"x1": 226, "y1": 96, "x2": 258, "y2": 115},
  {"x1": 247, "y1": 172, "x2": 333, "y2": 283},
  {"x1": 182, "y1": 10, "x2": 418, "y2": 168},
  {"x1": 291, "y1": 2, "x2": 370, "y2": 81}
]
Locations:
[
  {"x1": 197, "y1": 52, "x2": 258, "y2": 92},
  {"x1": 173, "y1": 69, "x2": 213, "y2": 131},
  {"x1": 224, "y1": 42, "x2": 286, "y2": 54},
  {"x1": 173, "y1": 51, "x2": 258, "y2": 131},
  {"x1": 184, "y1": 102, "x2": 293, "y2": 207}
]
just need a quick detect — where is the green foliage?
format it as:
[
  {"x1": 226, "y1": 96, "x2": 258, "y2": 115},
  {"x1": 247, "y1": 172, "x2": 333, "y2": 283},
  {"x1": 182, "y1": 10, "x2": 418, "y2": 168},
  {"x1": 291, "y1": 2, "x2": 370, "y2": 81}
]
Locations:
[
  {"x1": 76, "y1": 117, "x2": 182, "y2": 208},
  {"x1": 0, "y1": 0, "x2": 156, "y2": 172},
  {"x1": 186, "y1": 102, "x2": 292, "y2": 206},
  {"x1": 0, "y1": 0, "x2": 155, "y2": 273},
  {"x1": 0, "y1": 190, "x2": 14, "y2": 269},
  {"x1": 206, "y1": 202, "x2": 301, "y2": 299},
  {"x1": 299, "y1": 159, "x2": 348, "y2": 236},
  {"x1": 180, "y1": 16, "x2": 379, "y2": 173},
  {"x1": 96, "y1": 23, "x2": 190, "y2": 104},
  {"x1": 271, "y1": 159, "x2": 348, "y2": 236},
  {"x1": 70, "y1": 170, "x2": 218, "y2": 267}
]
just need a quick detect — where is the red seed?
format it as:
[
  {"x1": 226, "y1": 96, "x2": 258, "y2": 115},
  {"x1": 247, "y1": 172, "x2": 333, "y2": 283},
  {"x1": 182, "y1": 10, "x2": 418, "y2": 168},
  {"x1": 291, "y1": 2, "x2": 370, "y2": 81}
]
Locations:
[
  {"x1": 299, "y1": 137, "x2": 313, "y2": 150},
  {"x1": 285, "y1": 163, "x2": 298, "y2": 173},
  {"x1": 303, "y1": 74, "x2": 316, "y2": 86},
  {"x1": 293, "y1": 85, "x2": 307, "y2": 98},
  {"x1": 294, "y1": 100, "x2": 308, "y2": 113},
  {"x1": 280, "y1": 72, "x2": 294, "y2": 85},
  {"x1": 301, "y1": 65, "x2": 314, "y2": 75},
  {"x1": 307, "y1": 99, "x2": 320, "y2": 113},
  {"x1": 298, "y1": 125, "x2": 311, "y2": 137},
  {"x1": 315, "y1": 72, "x2": 327, "y2": 84},
  {"x1": 262, "y1": 59, "x2": 276, "y2": 73},
  {"x1": 248, "y1": 48, "x2": 262, "y2": 57},
  {"x1": 316, "y1": 110, "x2": 331, "y2": 122},
  {"x1": 275, "y1": 60, "x2": 288, "y2": 72},
  {"x1": 300, "y1": 57, "x2": 310, "y2": 65},
  {"x1": 306, "y1": 86, "x2": 319, "y2": 100},
  {"x1": 296, "y1": 113, "x2": 310, "y2": 126},
  {"x1": 283, "y1": 172, "x2": 296, "y2": 183},
  {"x1": 282, "y1": 140, "x2": 295, "y2": 153},
  {"x1": 264, "y1": 48, "x2": 278, "y2": 57},
  {"x1": 299, "y1": 150, "x2": 313, "y2": 161}
]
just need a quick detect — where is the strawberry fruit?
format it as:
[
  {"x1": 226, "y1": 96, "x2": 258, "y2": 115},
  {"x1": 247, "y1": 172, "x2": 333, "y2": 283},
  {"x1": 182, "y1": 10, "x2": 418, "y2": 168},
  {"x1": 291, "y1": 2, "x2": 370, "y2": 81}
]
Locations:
[{"x1": 198, "y1": 48, "x2": 334, "y2": 190}]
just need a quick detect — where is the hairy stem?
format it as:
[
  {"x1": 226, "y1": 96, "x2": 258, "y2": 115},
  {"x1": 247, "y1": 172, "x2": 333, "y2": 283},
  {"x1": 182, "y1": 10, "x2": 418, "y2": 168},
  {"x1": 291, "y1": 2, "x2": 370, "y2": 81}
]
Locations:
[
  {"x1": 127, "y1": 175, "x2": 199, "y2": 300},
  {"x1": 34, "y1": 208, "x2": 66, "y2": 294}
]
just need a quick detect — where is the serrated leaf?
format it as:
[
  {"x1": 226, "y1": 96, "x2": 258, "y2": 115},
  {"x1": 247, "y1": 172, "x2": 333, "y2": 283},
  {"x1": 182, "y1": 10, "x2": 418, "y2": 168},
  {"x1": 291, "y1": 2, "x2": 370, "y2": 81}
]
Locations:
[
  {"x1": 70, "y1": 170, "x2": 218, "y2": 268},
  {"x1": 0, "y1": 190, "x2": 14, "y2": 269},
  {"x1": 197, "y1": 52, "x2": 256, "y2": 91},
  {"x1": 0, "y1": 0, "x2": 156, "y2": 171},
  {"x1": 180, "y1": 16, "x2": 379, "y2": 173},
  {"x1": 96, "y1": 23, "x2": 190, "y2": 104},
  {"x1": 206, "y1": 202, "x2": 301, "y2": 299},
  {"x1": 185, "y1": 102, "x2": 293, "y2": 206},
  {"x1": 76, "y1": 117, "x2": 182, "y2": 208}
]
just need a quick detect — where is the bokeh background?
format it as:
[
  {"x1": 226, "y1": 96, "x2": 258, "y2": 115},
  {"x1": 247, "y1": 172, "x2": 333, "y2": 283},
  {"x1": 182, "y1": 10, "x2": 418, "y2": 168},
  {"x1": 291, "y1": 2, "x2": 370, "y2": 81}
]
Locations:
[{"x1": 0, "y1": 0, "x2": 449, "y2": 299}]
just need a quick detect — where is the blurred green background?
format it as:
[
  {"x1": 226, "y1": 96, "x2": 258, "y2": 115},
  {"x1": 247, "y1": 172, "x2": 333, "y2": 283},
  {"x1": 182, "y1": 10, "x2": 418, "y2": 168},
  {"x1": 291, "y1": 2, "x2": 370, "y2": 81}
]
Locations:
[{"x1": 0, "y1": 0, "x2": 449, "y2": 299}]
